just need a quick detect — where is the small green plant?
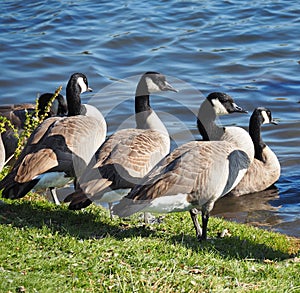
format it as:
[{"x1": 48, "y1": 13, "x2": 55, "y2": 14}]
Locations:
[
  {"x1": 0, "y1": 116, "x2": 19, "y2": 140},
  {"x1": 0, "y1": 86, "x2": 63, "y2": 178},
  {"x1": 13, "y1": 86, "x2": 62, "y2": 159}
]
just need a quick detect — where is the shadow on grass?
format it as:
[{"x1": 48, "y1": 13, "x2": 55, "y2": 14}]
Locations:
[
  {"x1": 0, "y1": 199, "x2": 296, "y2": 261},
  {"x1": 169, "y1": 233, "x2": 294, "y2": 261},
  {"x1": 0, "y1": 200, "x2": 154, "y2": 240}
]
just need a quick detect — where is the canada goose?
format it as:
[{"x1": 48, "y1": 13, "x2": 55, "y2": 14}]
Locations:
[
  {"x1": 0, "y1": 93, "x2": 67, "y2": 162},
  {"x1": 112, "y1": 92, "x2": 254, "y2": 241},
  {"x1": 228, "y1": 107, "x2": 280, "y2": 196},
  {"x1": 0, "y1": 73, "x2": 107, "y2": 204},
  {"x1": 0, "y1": 93, "x2": 67, "y2": 130},
  {"x1": 64, "y1": 72, "x2": 177, "y2": 217}
]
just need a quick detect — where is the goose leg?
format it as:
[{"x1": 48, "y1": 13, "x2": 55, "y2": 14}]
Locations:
[
  {"x1": 49, "y1": 187, "x2": 60, "y2": 205},
  {"x1": 108, "y1": 202, "x2": 114, "y2": 220},
  {"x1": 200, "y1": 201, "x2": 214, "y2": 241},
  {"x1": 200, "y1": 211, "x2": 209, "y2": 241},
  {"x1": 189, "y1": 208, "x2": 202, "y2": 241}
]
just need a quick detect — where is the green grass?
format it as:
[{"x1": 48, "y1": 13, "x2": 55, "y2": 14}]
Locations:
[{"x1": 0, "y1": 195, "x2": 299, "y2": 293}]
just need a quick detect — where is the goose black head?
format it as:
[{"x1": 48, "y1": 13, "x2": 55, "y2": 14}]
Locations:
[
  {"x1": 207, "y1": 92, "x2": 247, "y2": 115},
  {"x1": 252, "y1": 107, "x2": 278, "y2": 125},
  {"x1": 138, "y1": 72, "x2": 178, "y2": 95}
]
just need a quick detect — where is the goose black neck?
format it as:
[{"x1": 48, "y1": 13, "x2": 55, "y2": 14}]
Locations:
[
  {"x1": 135, "y1": 94, "x2": 151, "y2": 113},
  {"x1": 197, "y1": 99, "x2": 224, "y2": 141},
  {"x1": 249, "y1": 113, "x2": 265, "y2": 162},
  {"x1": 66, "y1": 80, "x2": 82, "y2": 116},
  {"x1": 135, "y1": 78, "x2": 151, "y2": 114}
]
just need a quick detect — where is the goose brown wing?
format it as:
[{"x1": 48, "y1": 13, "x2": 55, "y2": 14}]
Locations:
[
  {"x1": 15, "y1": 149, "x2": 59, "y2": 182},
  {"x1": 129, "y1": 141, "x2": 231, "y2": 201},
  {"x1": 78, "y1": 128, "x2": 169, "y2": 198},
  {"x1": 103, "y1": 129, "x2": 169, "y2": 177},
  {"x1": 2, "y1": 116, "x2": 104, "y2": 186},
  {"x1": 112, "y1": 141, "x2": 234, "y2": 217},
  {"x1": 229, "y1": 147, "x2": 280, "y2": 196}
]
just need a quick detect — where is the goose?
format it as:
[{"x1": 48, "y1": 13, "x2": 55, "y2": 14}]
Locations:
[
  {"x1": 0, "y1": 92, "x2": 67, "y2": 130},
  {"x1": 112, "y1": 92, "x2": 254, "y2": 241},
  {"x1": 228, "y1": 107, "x2": 280, "y2": 196},
  {"x1": 1, "y1": 92, "x2": 68, "y2": 163},
  {"x1": 0, "y1": 72, "x2": 107, "y2": 204},
  {"x1": 64, "y1": 72, "x2": 177, "y2": 218}
]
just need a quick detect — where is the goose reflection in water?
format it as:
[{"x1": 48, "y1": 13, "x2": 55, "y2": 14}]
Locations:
[{"x1": 212, "y1": 186, "x2": 281, "y2": 229}]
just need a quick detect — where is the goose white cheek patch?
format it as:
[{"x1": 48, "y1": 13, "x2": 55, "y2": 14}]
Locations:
[
  {"x1": 211, "y1": 98, "x2": 228, "y2": 115},
  {"x1": 77, "y1": 77, "x2": 88, "y2": 93},
  {"x1": 145, "y1": 77, "x2": 161, "y2": 93},
  {"x1": 261, "y1": 110, "x2": 270, "y2": 124}
]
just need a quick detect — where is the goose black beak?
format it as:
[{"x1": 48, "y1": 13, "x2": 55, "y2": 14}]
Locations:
[
  {"x1": 271, "y1": 119, "x2": 278, "y2": 125},
  {"x1": 163, "y1": 81, "x2": 178, "y2": 93},
  {"x1": 233, "y1": 103, "x2": 248, "y2": 114}
]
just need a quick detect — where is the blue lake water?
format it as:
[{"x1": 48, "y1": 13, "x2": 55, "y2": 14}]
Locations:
[{"x1": 1, "y1": 0, "x2": 299, "y2": 237}]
